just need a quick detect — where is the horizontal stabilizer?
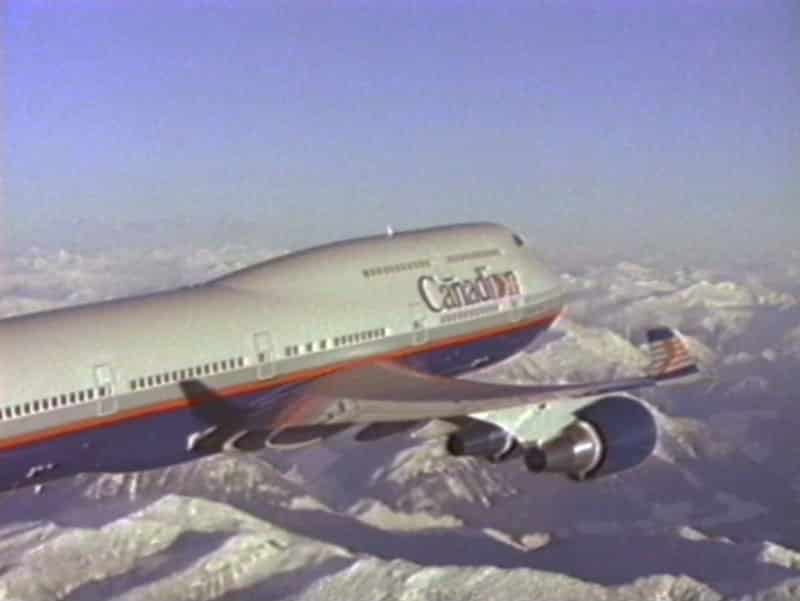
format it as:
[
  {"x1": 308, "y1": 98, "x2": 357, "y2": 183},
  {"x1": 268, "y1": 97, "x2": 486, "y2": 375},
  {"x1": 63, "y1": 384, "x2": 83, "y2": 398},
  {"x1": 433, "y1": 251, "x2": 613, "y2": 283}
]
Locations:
[{"x1": 644, "y1": 327, "x2": 701, "y2": 384}]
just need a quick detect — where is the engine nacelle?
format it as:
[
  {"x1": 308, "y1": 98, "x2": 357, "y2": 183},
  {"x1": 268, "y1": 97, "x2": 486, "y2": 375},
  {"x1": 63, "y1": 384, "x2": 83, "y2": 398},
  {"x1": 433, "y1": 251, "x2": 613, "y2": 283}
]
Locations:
[
  {"x1": 525, "y1": 395, "x2": 657, "y2": 480},
  {"x1": 446, "y1": 420, "x2": 516, "y2": 462}
]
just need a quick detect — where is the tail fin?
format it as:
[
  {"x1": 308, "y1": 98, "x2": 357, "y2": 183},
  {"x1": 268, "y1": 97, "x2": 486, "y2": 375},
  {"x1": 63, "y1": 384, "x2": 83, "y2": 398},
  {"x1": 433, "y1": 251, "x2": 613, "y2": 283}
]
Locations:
[{"x1": 645, "y1": 327, "x2": 701, "y2": 385}]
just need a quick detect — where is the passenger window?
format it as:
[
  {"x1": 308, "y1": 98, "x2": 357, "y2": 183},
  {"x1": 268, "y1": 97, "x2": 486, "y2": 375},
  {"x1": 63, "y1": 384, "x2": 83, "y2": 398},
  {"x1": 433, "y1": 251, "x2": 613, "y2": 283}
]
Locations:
[{"x1": 87, "y1": 389, "x2": 94, "y2": 400}]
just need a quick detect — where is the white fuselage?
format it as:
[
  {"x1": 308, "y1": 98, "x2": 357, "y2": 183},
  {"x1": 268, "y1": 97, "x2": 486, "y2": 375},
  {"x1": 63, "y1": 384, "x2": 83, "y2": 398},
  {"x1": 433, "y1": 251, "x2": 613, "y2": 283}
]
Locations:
[{"x1": 0, "y1": 222, "x2": 564, "y2": 490}]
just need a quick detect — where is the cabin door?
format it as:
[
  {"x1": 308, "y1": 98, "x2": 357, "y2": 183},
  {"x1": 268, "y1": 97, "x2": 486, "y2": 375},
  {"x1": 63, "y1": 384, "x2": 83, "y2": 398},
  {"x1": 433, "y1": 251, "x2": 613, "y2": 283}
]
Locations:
[
  {"x1": 254, "y1": 331, "x2": 275, "y2": 379},
  {"x1": 94, "y1": 363, "x2": 117, "y2": 416},
  {"x1": 409, "y1": 302, "x2": 429, "y2": 345},
  {"x1": 508, "y1": 296, "x2": 523, "y2": 323}
]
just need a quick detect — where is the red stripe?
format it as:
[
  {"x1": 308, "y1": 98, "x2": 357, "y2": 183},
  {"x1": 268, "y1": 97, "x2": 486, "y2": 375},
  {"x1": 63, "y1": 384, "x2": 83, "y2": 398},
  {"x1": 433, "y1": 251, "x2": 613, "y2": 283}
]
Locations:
[{"x1": 0, "y1": 311, "x2": 561, "y2": 452}]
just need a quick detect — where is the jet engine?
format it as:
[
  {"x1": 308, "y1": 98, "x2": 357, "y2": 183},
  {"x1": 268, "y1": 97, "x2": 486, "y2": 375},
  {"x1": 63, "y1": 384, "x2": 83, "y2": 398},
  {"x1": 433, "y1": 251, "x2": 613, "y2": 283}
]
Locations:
[
  {"x1": 524, "y1": 395, "x2": 657, "y2": 480},
  {"x1": 446, "y1": 420, "x2": 516, "y2": 463}
]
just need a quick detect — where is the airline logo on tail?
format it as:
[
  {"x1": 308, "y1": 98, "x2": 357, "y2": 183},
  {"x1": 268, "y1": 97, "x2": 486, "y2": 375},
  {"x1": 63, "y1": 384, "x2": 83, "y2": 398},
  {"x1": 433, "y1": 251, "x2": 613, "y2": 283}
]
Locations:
[{"x1": 645, "y1": 327, "x2": 701, "y2": 383}]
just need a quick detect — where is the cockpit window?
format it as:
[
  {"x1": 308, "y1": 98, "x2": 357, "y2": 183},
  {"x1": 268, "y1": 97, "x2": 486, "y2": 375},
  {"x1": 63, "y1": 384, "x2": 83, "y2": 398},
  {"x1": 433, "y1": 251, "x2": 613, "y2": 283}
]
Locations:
[{"x1": 512, "y1": 233, "x2": 525, "y2": 247}]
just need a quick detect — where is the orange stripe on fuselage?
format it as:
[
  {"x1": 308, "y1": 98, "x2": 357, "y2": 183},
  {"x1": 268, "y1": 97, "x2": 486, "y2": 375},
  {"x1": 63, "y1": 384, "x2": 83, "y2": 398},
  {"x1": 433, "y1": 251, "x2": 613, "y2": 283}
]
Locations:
[{"x1": 0, "y1": 311, "x2": 561, "y2": 453}]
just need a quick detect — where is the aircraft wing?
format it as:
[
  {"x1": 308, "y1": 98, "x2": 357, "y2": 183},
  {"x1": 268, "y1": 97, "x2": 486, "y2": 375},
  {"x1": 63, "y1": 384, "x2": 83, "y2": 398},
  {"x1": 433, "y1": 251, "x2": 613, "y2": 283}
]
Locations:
[{"x1": 269, "y1": 327, "x2": 700, "y2": 429}]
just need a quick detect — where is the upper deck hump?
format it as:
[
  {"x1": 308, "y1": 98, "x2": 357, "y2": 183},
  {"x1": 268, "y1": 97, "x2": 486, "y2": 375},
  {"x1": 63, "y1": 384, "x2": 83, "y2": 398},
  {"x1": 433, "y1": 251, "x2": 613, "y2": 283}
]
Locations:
[{"x1": 213, "y1": 221, "x2": 513, "y2": 294}]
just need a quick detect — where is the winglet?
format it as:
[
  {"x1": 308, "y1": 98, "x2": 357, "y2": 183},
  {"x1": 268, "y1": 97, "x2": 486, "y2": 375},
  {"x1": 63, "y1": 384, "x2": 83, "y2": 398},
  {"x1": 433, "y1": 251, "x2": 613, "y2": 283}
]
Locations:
[{"x1": 644, "y1": 327, "x2": 701, "y2": 385}]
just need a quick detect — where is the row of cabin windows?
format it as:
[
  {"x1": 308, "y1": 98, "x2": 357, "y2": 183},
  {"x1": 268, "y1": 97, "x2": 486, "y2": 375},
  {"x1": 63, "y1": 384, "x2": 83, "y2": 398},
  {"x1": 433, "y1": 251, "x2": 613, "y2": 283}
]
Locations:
[
  {"x1": 284, "y1": 327, "x2": 389, "y2": 358},
  {"x1": 129, "y1": 356, "x2": 246, "y2": 392},
  {"x1": 362, "y1": 259, "x2": 431, "y2": 279},
  {"x1": 1, "y1": 386, "x2": 109, "y2": 421},
  {"x1": 440, "y1": 302, "x2": 499, "y2": 324},
  {"x1": 445, "y1": 248, "x2": 502, "y2": 263}
]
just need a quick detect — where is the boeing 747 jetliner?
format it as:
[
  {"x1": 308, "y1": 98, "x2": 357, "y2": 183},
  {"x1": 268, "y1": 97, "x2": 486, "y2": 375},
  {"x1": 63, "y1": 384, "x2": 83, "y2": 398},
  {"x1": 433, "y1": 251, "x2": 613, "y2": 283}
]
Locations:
[{"x1": 0, "y1": 223, "x2": 699, "y2": 492}]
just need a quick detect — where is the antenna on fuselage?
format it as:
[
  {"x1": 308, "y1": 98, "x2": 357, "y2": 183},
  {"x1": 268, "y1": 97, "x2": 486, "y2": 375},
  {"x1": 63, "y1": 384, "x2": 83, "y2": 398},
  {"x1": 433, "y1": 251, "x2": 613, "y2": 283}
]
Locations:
[{"x1": 386, "y1": 225, "x2": 394, "y2": 237}]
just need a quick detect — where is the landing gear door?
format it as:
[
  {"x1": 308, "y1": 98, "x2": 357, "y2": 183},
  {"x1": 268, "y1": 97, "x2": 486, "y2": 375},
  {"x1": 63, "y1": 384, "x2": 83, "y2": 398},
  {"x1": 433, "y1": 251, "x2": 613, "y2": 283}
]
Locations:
[
  {"x1": 94, "y1": 364, "x2": 116, "y2": 416},
  {"x1": 254, "y1": 331, "x2": 275, "y2": 379},
  {"x1": 409, "y1": 302, "x2": 428, "y2": 345}
]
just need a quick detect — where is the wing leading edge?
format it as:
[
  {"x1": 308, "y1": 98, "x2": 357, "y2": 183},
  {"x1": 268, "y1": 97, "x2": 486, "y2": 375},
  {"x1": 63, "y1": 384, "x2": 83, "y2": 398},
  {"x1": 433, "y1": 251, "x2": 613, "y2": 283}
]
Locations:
[{"x1": 267, "y1": 327, "x2": 700, "y2": 429}]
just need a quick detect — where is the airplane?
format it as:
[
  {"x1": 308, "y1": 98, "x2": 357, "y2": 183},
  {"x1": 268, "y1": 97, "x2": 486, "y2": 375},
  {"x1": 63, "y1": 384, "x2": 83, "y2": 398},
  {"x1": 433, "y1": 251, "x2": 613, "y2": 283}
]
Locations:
[{"x1": 0, "y1": 222, "x2": 700, "y2": 493}]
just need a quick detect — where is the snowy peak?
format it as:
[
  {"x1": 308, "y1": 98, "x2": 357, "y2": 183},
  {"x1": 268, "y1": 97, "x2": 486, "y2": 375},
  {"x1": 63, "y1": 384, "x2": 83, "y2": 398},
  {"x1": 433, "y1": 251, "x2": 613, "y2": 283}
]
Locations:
[{"x1": 0, "y1": 495, "x2": 352, "y2": 601}]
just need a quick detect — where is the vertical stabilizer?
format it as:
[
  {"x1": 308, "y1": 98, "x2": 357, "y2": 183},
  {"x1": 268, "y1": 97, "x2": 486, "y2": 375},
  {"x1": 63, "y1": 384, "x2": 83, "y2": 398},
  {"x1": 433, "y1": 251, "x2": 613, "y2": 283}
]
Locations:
[{"x1": 645, "y1": 327, "x2": 700, "y2": 384}]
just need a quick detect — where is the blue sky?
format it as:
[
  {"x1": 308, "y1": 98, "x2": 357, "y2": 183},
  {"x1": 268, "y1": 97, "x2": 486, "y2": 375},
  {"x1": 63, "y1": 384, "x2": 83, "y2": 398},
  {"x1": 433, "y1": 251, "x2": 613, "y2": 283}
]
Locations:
[{"x1": 4, "y1": 1, "x2": 798, "y2": 256}]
